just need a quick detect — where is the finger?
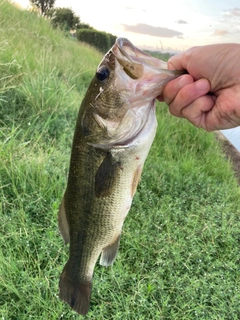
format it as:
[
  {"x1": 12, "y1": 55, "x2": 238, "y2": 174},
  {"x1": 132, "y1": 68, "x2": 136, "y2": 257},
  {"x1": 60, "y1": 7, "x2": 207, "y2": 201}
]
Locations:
[
  {"x1": 167, "y1": 47, "x2": 197, "y2": 71},
  {"x1": 168, "y1": 78, "x2": 211, "y2": 117},
  {"x1": 163, "y1": 74, "x2": 194, "y2": 105},
  {"x1": 157, "y1": 94, "x2": 164, "y2": 102},
  {"x1": 204, "y1": 89, "x2": 240, "y2": 131},
  {"x1": 180, "y1": 95, "x2": 215, "y2": 130},
  {"x1": 168, "y1": 52, "x2": 188, "y2": 71}
]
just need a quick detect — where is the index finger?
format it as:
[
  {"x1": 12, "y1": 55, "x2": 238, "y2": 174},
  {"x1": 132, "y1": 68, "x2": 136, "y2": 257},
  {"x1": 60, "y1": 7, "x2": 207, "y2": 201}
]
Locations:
[{"x1": 163, "y1": 74, "x2": 194, "y2": 105}]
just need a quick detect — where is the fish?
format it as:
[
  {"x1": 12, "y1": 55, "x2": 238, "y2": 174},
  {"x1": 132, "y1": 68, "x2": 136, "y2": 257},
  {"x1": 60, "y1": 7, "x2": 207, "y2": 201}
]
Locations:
[{"x1": 58, "y1": 37, "x2": 185, "y2": 315}]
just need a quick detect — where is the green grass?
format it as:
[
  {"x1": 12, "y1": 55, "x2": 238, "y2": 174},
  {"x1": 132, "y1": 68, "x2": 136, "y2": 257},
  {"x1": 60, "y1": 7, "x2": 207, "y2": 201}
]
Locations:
[{"x1": 1, "y1": 1, "x2": 240, "y2": 319}]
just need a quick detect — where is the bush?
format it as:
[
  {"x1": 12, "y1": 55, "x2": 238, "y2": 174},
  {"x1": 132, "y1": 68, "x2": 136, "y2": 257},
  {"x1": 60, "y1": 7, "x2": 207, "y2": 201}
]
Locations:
[{"x1": 76, "y1": 29, "x2": 116, "y2": 52}]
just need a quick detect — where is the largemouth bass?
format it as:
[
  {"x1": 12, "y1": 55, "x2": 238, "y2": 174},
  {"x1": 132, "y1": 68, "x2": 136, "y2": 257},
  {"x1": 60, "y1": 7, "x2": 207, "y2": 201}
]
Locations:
[{"x1": 58, "y1": 38, "x2": 184, "y2": 315}]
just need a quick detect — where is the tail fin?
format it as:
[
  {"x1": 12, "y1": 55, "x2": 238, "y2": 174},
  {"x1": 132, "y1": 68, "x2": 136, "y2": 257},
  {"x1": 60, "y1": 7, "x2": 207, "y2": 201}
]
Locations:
[{"x1": 59, "y1": 268, "x2": 92, "y2": 316}]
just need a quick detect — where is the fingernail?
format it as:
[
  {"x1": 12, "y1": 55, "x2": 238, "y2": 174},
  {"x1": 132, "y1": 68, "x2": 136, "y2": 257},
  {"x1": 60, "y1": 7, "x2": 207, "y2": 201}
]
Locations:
[
  {"x1": 178, "y1": 75, "x2": 192, "y2": 88},
  {"x1": 167, "y1": 61, "x2": 175, "y2": 70},
  {"x1": 195, "y1": 79, "x2": 210, "y2": 92}
]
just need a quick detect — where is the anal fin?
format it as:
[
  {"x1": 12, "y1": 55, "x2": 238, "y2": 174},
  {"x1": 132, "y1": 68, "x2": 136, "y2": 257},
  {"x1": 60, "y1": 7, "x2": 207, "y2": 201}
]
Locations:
[
  {"x1": 100, "y1": 234, "x2": 121, "y2": 266},
  {"x1": 58, "y1": 194, "x2": 70, "y2": 244}
]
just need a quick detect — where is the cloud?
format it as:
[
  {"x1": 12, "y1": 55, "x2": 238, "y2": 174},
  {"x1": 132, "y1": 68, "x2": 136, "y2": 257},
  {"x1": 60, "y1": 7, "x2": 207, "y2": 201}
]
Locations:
[
  {"x1": 175, "y1": 19, "x2": 188, "y2": 24},
  {"x1": 221, "y1": 7, "x2": 240, "y2": 23},
  {"x1": 212, "y1": 29, "x2": 230, "y2": 36},
  {"x1": 231, "y1": 8, "x2": 240, "y2": 16},
  {"x1": 219, "y1": 8, "x2": 240, "y2": 34},
  {"x1": 121, "y1": 23, "x2": 183, "y2": 38},
  {"x1": 224, "y1": 7, "x2": 240, "y2": 17}
]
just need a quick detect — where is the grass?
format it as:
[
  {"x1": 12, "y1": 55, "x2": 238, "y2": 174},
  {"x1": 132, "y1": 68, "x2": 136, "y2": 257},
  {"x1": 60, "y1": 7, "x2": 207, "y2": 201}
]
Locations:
[{"x1": 1, "y1": 1, "x2": 240, "y2": 319}]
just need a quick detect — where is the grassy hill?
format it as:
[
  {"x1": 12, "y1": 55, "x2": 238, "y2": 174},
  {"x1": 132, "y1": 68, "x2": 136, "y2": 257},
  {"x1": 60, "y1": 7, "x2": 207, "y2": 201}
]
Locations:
[{"x1": 1, "y1": 1, "x2": 240, "y2": 319}]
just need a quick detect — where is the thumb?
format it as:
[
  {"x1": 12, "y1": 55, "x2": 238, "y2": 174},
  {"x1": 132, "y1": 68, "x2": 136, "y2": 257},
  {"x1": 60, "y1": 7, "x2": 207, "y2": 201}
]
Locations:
[{"x1": 168, "y1": 53, "x2": 186, "y2": 71}]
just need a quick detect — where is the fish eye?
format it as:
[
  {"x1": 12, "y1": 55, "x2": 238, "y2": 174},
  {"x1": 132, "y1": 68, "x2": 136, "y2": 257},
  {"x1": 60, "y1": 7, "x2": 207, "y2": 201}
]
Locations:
[{"x1": 96, "y1": 66, "x2": 110, "y2": 81}]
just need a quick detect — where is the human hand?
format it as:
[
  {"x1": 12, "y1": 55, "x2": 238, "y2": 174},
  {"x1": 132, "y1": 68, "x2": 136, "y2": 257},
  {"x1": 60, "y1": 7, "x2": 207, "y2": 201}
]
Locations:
[{"x1": 158, "y1": 44, "x2": 240, "y2": 131}]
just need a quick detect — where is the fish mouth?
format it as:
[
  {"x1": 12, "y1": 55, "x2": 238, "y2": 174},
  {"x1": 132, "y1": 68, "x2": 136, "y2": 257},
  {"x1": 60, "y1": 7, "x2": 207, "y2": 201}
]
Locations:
[{"x1": 112, "y1": 38, "x2": 185, "y2": 79}]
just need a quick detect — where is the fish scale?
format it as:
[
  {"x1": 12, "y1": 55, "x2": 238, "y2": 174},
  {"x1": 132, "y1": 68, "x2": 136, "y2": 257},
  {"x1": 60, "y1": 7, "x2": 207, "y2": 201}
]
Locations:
[{"x1": 57, "y1": 37, "x2": 185, "y2": 315}]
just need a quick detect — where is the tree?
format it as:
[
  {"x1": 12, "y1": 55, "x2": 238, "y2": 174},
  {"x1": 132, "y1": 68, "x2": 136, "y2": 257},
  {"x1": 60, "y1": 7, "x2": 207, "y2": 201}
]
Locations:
[
  {"x1": 30, "y1": 0, "x2": 55, "y2": 16},
  {"x1": 47, "y1": 7, "x2": 80, "y2": 30}
]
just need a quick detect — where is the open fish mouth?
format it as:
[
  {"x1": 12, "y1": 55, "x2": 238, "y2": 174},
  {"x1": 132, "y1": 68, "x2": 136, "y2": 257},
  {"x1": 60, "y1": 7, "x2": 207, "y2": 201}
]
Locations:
[{"x1": 112, "y1": 38, "x2": 185, "y2": 79}]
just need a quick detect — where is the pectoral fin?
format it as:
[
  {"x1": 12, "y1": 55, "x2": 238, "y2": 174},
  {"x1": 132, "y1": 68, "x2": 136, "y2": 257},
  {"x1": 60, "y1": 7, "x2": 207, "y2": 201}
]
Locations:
[
  {"x1": 58, "y1": 194, "x2": 70, "y2": 244},
  {"x1": 100, "y1": 234, "x2": 121, "y2": 266},
  {"x1": 95, "y1": 152, "x2": 120, "y2": 198}
]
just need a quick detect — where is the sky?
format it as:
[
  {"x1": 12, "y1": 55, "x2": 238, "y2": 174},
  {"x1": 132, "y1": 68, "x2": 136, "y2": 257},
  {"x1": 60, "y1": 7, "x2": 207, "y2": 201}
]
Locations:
[{"x1": 14, "y1": 0, "x2": 240, "y2": 52}]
